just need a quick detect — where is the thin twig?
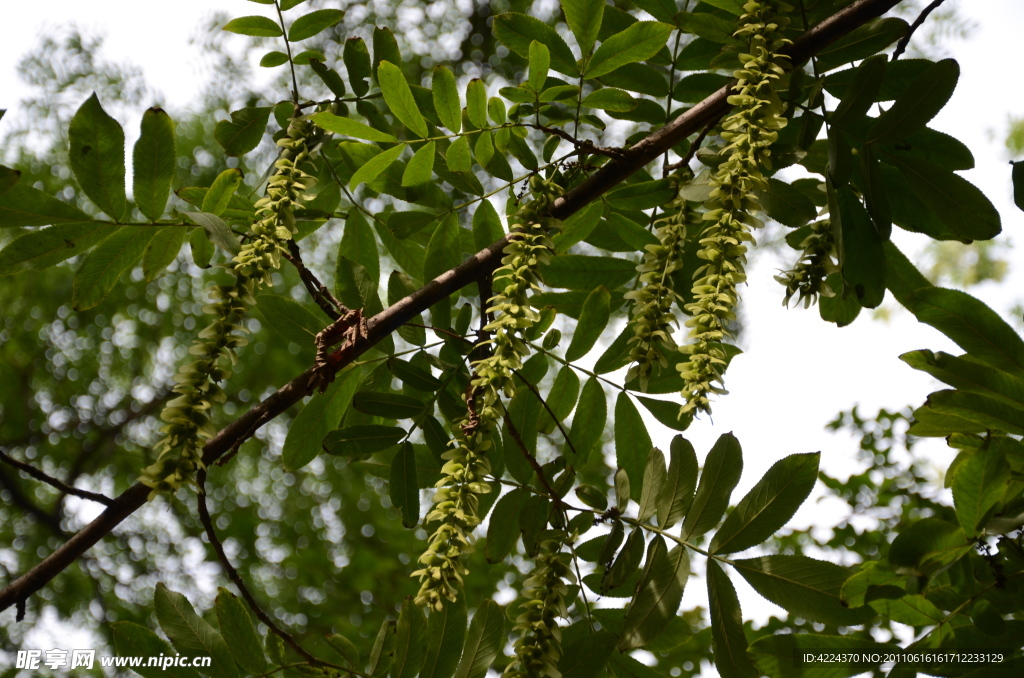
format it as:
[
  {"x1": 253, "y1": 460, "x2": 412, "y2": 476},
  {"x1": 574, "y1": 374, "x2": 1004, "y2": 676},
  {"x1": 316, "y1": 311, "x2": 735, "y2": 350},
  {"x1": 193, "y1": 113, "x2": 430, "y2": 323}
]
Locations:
[
  {"x1": 892, "y1": 0, "x2": 949, "y2": 61},
  {"x1": 528, "y1": 124, "x2": 626, "y2": 159},
  {"x1": 501, "y1": 408, "x2": 566, "y2": 509},
  {"x1": 283, "y1": 241, "x2": 345, "y2": 321},
  {"x1": 510, "y1": 370, "x2": 580, "y2": 461},
  {"x1": 0, "y1": 449, "x2": 113, "y2": 506},
  {"x1": 664, "y1": 122, "x2": 716, "y2": 174},
  {"x1": 274, "y1": 1, "x2": 301, "y2": 104},
  {"x1": 196, "y1": 469, "x2": 360, "y2": 675}
]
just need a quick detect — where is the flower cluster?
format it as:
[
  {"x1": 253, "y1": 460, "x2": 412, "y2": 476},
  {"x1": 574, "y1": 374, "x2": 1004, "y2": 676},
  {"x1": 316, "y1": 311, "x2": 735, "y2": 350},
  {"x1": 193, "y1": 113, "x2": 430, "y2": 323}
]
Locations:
[
  {"x1": 775, "y1": 218, "x2": 837, "y2": 307},
  {"x1": 140, "y1": 115, "x2": 316, "y2": 496},
  {"x1": 678, "y1": 0, "x2": 791, "y2": 417},
  {"x1": 412, "y1": 425, "x2": 493, "y2": 611},
  {"x1": 504, "y1": 537, "x2": 575, "y2": 678},
  {"x1": 413, "y1": 174, "x2": 563, "y2": 608},
  {"x1": 624, "y1": 193, "x2": 700, "y2": 391}
]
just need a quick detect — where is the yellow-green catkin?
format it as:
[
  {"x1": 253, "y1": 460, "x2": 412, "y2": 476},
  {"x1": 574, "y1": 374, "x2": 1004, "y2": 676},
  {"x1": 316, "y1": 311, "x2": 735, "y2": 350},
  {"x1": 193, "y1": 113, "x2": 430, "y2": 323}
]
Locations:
[
  {"x1": 624, "y1": 194, "x2": 701, "y2": 391},
  {"x1": 775, "y1": 218, "x2": 837, "y2": 307},
  {"x1": 140, "y1": 116, "x2": 317, "y2": 495},
  {"x1": 504, "y1": 537, "x2": 575, "y2": 678},
  {"x1": 413, "y1": 175, "x2": 563, "y2": 610},
  {"x1": 678, "y1": 0, "x2": 791, "y2": 417}
]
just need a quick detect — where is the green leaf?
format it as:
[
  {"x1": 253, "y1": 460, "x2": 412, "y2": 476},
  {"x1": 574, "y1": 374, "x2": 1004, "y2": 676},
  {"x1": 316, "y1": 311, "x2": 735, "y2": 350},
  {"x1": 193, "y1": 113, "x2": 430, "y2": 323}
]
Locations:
[
  {"x1": 870, "y1": 593, "x2": 943, "y2": 626},
  {"x1": 445, "y1": 136, "x2": 472, "y2": 173},
  {"x1": 472, "y1": 199, "x2": 504, "y2": 250},
  {"x1": 282, "y1": 368, "x2": 359, "y2": 469},
  {"x1": 637, "y1": 447, "x2": 665, "y2": 523},
  {"x1": 749, "y1": 634, "x2": 896, "y2": 678},
  {"x1": 190, "y1": 227, "x2": 214, "y2": 268},
  {"x1": 486, "y1": 488, "x2": 526, "y2": 563},
  {"x1": 710, "y1": 453, "x2": 820, "y2": 555},
  {"x1": 603, "y1": 525, "x2": 644, "y2": 593},
  {"x1": 353, "y1": 391, "x2": 426, "y2": 419},
  {"x1": 311, "y1": 111, "x2": 397, "y2": 143},
  {"x1": 831, "y1": 55, "x2": 887, "y2": 128},
  {"x1": 565, "y1": 286, "x2": 611, "y2": 361},
  {"x1": 615, "y1": 393, "x2": 652, "y2": 501},
  {"x1": 372, "y1": 27, "x2": 402, "y2": 82},
  {"x1": 539, "y1": 365, "x2": 580, "y2": 434},
  {"x1": 492, "y1": 13, "x2": 580, "y2": 77},
  {"x1": 582, "y1": 88, "x2": 637, "y2": 112},
  {"x1": 955, "y1": 442, "x2": 1011, "y2": 530},
  {"x1": 432, "y1": 66, "x2": 462, "y2": 133},
  {"x1": 73, "y1": 226, "x2": 157, "y2": 310},
  {"x1": 112, "y1": 622, "x2": 202, "y2": 678},
  {"x1": 568, "y1": 377, "x2": 606, "y2": 466},
  {"x1": 259, "y1": 51, "x2": 289, "y2": 67},
  {"x1": 620, "y1": 537, "x2": 689, "y2": 651},
  {"x1": 389, "y1": 210, "x2": 440, "y2": 240},
  {"x1": 1013, "y1": 160, "x2": 1024, "y2": 212},
  {"x1": 672, "y1": 72, "x2": 731, "y2": 102},
  {"x1": 184, "y1": 211, "x2": 240, "y2": 256},
  {"x1": 608, "y1": 653, "x2": 664, "y2": 678},
  {"x1": 867, "y1": 59, "x2": 959, "y2": 144},
  {"x1": 926, "y1": 389, "x2": 1024, "y2": 435},
  {"x1": 552, "y1": 201, "x2": 602, "y2": 253},
  {"x1": 223, "y1": 15, "x2": 282, "y2": 37},
  {"x1": 255, "y1": 294, "x2": 322, "y2": 345},
  {"x1": 706, "y1": 560, "x2": 757, "y2": 678},
  {"x1": 369, "y1": 619, "x2": 398, "y2": 677},
  {"x1": 378, "y1": 61, "x2": 429, "y2": 138},
  {"x1": 559, "y1": 631, "x2": 616, "y2": 678},
  {"x1": 587, "y1": 22, "x2": 674, "y2": 79},
  {"x1": 391, "y1": 442, "x2": 421, "y2": 528},
  {"x1": 529, "y1": 41, "x2": 550, "y2": 92},
  {"x1": 201, "y1": 169, "x2": 243, "y2": 216},
  {"x1": 341, "y1": 209, "x2": 380, "y2": 284},
  {"x1": 215, "y1": 589, "x2": 268, "y2": 676},
  {"x1": 154, "y1": 584, "x2": 239, "y2": 678},
  {"x1": 424, "y1": 213, "x2": 462, "y2": 283},
  {"x1": 465, "y1": 79, "x2": 488, "y2": 129},
  {"x1": 324, "y1": 425, "x2": 406, "y2": 456},
  {"x1": 681, "y1": 433, "x2": 742, "y2": 541},
  {"x1": 344, "y1": 37, "x2": 372, "y2": 97},
  {"x1": 658, "y1": 435, "x2": 697, "y2": 529},
  {"x1": 815, "y1": 17, "x2": 908, "y2": 71},
  {"x1": 144, "y1": 227, "x2": 186, "y2": 280},
  {"x1": 452, "y1": 600, "x2": 502, "y2": 678},
  {"x1": 350, "y1": 144, "x2": 405, "y2": 190},
  {"x1": 636, "y1": 396, "x2": 691, "y2": 432},
  {"x1": 69, "y1": 93, "x2": 126, "y2": 221},
  {"x1": 606, "y1": 180, "x2": 675, "y2": 211},
  {"x1": 0, "y1": 165, "x2": 20, "y2": 196},
  {"x1": 900, "y1": 349, "x2": 1024, "y2": 412},
  {"x1": 732, "y1": 555, "x2": 874, "y2": 626},
  {"x1": 888, "y1": 517, "x2": 971, "y2": 576},
  {"x1": 403, "y1": 141, "x2": 436, "y2": 186},
  {"x1": 614, "y1": 467, "x2": 631, "y2": 513},
  {"x1": 325, "y1": 633, "x2": 360, "y2": 668},
  {"x1": 563, "y1": 0, "x2": 605, "y2": 55},
  {"x1": 133, "y1": 107, "x2": 176, "y2": 222},
  {"x1": 288, "y1": 8, "x2": 344, "y2": 41},
  {"x1": 759, "y1": 178, "x2": 817, "y2": 228},
  {"x1": 836, "y1": 187, "x2": 886, "y2": 308},
  {"x1": 214, "y1": 106, "x2": 271, "y2": 156},
  {"x1": 0, "y1": 222, "x2": 115, "y2": 275},
  {"x1": 540, "y1": 254, "x2": 637, "y2": 290},
  {"x1": 389, "y1": 358, "x2": 441, "y2": 391},
  {"x1": 419, "y1": 595, "x2": 467, "y2": 678},
  {"x1": 888, "y1": 154, "x2": 1000, "y2": 241},
  {"x1": 904, "y1": 287, "x2": 1024, "y2": 377},
  {"x1": 675, "y1": 12, "x2": 736, "y2": 44},
  {"x1": 0, "y1": 184, "x2": 93, "y2": 228},
  {"x1": 280, "y1": 0, "x2": 306, "y2": 10},
  {"x1": 389, "y1": 602, "x2": 430, "y2": 678}
]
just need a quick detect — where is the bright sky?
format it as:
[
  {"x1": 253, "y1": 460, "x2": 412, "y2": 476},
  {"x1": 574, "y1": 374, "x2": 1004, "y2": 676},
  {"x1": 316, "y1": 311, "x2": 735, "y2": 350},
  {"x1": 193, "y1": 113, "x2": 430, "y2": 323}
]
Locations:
[{"x1": 3, "y1": 0, "x2": 1024, "y2": 666}]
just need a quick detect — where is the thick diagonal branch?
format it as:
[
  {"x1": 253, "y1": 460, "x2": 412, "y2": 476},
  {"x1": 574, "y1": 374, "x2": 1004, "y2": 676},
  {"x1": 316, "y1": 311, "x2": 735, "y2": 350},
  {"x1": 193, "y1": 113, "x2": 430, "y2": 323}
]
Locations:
[{"x1": 0, "y1": 0, "x2": 902, "y2": 614}]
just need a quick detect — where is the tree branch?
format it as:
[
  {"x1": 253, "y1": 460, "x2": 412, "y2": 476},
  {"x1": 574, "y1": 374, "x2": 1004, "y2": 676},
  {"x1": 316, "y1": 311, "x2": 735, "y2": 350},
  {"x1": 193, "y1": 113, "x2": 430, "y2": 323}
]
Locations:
[
  {"x1": 892, "y1": 0, "x2": 948, "y2": 60},
  {"x1": 0, "y1": 0, "x2": 903, "y2": 615},
  {"x1": 0, "y1": 449, "x2": 113, "y2": 507}
]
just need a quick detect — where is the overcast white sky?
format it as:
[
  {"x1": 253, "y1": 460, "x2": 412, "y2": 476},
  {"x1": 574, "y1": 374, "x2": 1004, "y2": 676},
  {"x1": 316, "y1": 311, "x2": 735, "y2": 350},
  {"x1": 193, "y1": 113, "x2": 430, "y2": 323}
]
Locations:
[{"x1": 2, "y1": 0, "x2": 1024, "y2": 664}]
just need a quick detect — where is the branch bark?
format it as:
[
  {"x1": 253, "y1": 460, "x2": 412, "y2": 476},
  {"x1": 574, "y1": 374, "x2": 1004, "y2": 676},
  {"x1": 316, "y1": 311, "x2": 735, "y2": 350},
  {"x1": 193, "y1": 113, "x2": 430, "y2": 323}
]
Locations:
[{"x1": 0, "y1": 0, "x2": 902, "y2": 615}]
